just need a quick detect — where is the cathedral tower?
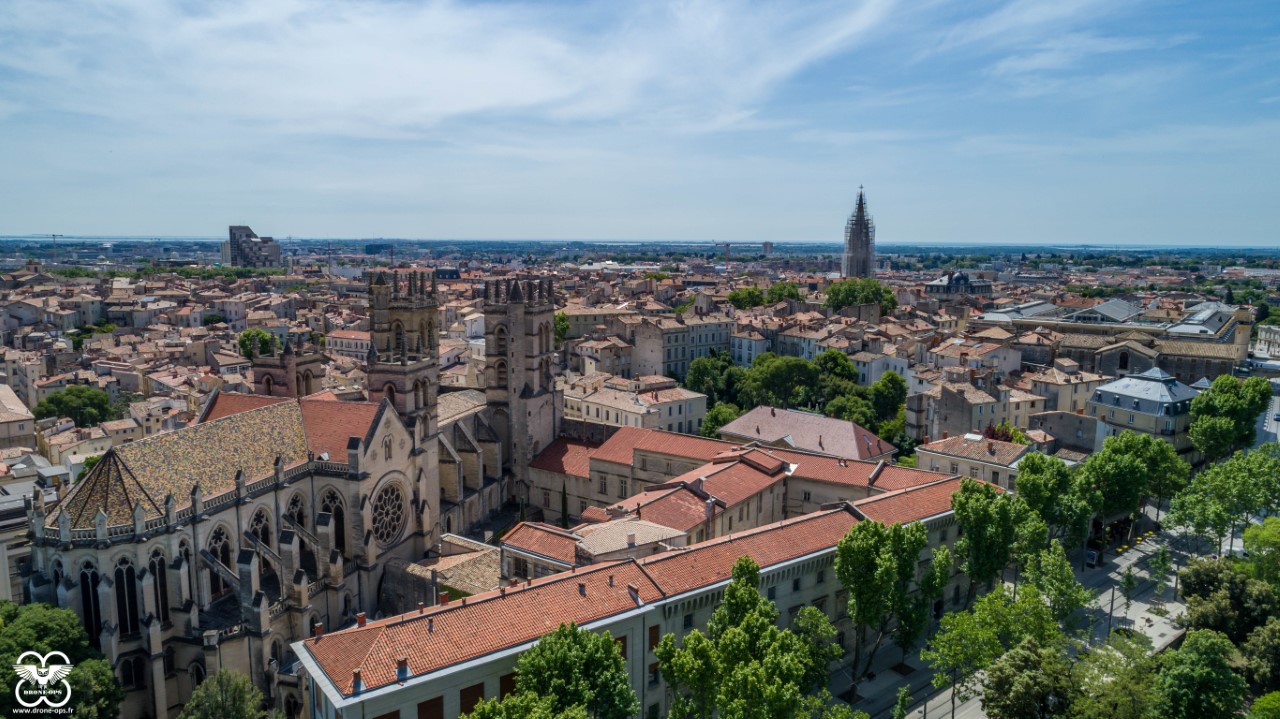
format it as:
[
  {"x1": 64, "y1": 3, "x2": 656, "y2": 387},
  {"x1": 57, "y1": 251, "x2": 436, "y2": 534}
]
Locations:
[
  {"x1": 366, "y1": 270, "x2": 441, "y2": 438},
  {"x1": 252, "y1": 335, "x2": 325, "y2": 397},
  {"x1": 842, "y1": 188, "x2": 876, "y2": 278},
  {"x1": 482, "y1": 278, "x2": 558, "y2": 494}
]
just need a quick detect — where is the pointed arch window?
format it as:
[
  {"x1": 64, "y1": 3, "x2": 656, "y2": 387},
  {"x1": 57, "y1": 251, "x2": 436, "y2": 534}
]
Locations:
[
  {"x1": 79, "y1": 562, "x2": 102, "y2": 647},
  {"x1": 321, "y1": 489, "x2": 347, "y2": 556},
  {"x1": 149, "y1": 550, "x2": 170, "y2": 624},
  {"x1": 115, "y1": 558, "x2": 141, "y2": 636}
]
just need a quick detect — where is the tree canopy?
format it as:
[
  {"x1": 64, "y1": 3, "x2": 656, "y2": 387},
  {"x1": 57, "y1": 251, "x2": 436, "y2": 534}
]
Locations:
[
  {"x1": 1153, "y1": 629, "x2": 1248, "y2": 719},
  {"x1": 0, "y1": 601, "x2": 123, "y2": 719},
  {"x1": 177, "y1": 669, "x2": 266, "y2": 719},
  {"x1": 511, "y1": 622, "x2": 638, "y2": 719},
  {"x1": 237, "y1": 328, "x2": 275, "y2": 359},
  {"x1": 1189, "y1": 375, "x2": 1272, "y2": 459},
  {"x1": 823, "y1": 278, "x2": 897, "y2": 315},
  {"x1": 32, "y1": 385, "x2": 113, "y2": 427}
]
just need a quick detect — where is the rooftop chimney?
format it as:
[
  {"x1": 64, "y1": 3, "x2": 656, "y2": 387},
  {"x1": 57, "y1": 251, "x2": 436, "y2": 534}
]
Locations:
[
  {"x1": 428, "y1": 618, "x2": 434, "y2": 633},
  {"x1": 356, "y1": 612, "x2": 367, "y2": 627},
  {"x1": 578, "y1": 582, "x2": 587, "y2": 597},
  {"x1": 313, "y1": 622, "x2": 324, "y2": 638},
  {"x1": 352, "y1": 668, "x2": 362, "y2": 693},
  {"x1": 417, "y1": 602, "x2": 425, "y2": 614},
  {"x1": 942, "y1": 431, "x2": 949, "y2": 439},
  {"x1": 396, "y1": 657, "x2": 409, "y2": 681},
  {"x1": 608, "y1": 574, "x2": 615, "y2": 587},
  {"x1": 626, "y1": 532, "x2": 637, "y2": 547},
  {"x1": 987, "y1": 441, "x2": 995, "y2": 454},
  {"x1": 440, "y1": 591, "x2": 450, "y2": 604}
]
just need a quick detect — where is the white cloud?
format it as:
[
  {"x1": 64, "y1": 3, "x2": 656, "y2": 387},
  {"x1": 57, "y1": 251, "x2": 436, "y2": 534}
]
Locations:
[{"x1": 0, "y1": 0, "x2": 893, "y2": 138}]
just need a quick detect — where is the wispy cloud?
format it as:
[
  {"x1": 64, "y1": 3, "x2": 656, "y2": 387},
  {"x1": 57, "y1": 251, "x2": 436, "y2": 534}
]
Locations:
[{"x1": 0, "y1": 0, "x2": 893, "y2": 138}]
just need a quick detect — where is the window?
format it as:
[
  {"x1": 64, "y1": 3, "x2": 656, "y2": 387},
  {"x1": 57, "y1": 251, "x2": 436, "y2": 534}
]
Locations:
[
  {"x1": 460, "y1": 684, "x2": 485, "y2": 715},
  {"x1": 649, "y1": 625, "x2": 660, "y2": 650},
  {"x1": 683, "y1": 613, "x2": 694, "y2": 630},
  {"x1": 949, "y1": 462, "x2": 959, "y2": 475},
  {"x1": 648, "y1": 705, "x2": 660, "y2": 719},
  {"x1": 792, "y1": 577, "x2": 801, "y2": 592},
  {"x1": 500, "y1": 673, "x2": 517, "y2": 699},
  {"x1": 1128, "y1": 414, "x2": 1135, "y2": 425},
  {"x1": 619, "y1": 480, "x2": 628, "y2": 498},
  {"x1": 599, "y1": 478, "x2": 608, "y2": 495},
  {"x1": 542, "y1": 490, "x2": 551, "y2": 508},
  {"x1": 969, "y1": 466, "x2": 980, "y2": 478},
  {"x1": 991, "y1": 471, "x2": 1000, "y2": 485},
  {"x1": 802, "y1": 490, "x2": 812, "y2": 502},
  {"x1": 418, "y1": 697, "x2": 444, "y2": 719},
  {"x1": 767, "y1": 585, "x2": 777, "y2": 601},
  {"x1": 648, "y1": 663, "x2": 660, "y2": 687},
  {"x1": 817, "y1": 569, "x2": 825, "y2": 584}
]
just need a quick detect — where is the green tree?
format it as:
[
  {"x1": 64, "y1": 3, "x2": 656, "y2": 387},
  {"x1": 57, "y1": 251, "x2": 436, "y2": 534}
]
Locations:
[
  {"x1": 513, "y1": 623, "x2": 639, "y2": 719},
  {"x1": 952, "y1": 479, "x2": 1033, "y2": 607},
  {"x1": 1024, "y1": 540, "x2": 1092, "y2": 625},
  {"x1": 463, "y1": 692, "x2": 589, "y2": 719},
  {"x1": 743, "y1": 354, "x2": 818, "y2": 409},
  {"x1": 1253, "y1": 691, "x2": 1280, "y2": 719},
  {"x1": 700, "y1": 403, "x2": 742, "y2": 438},
  {"x1": 890, "y1": 686, "x2": 911, "y2": 719},
  {"x1": 1079, "y1": 430, "x2": 1187, "y2": 521},
  {"x1": 984, "y1": 420, "x2": 1030, "y2": 444},
  {"x1": 1152, "y1": 629, "x2": 1247, "y2": 719},
  {"x1": 869, "y1": 371, "x2": 907, "y2": 425},
  {"x1": 765, "y1": 282, "x2": 803, "y2": 304},
  {"x1": 834, "y1": 520, "x2": 929, "y2": 681},
  {"x1": 554, "y1": 312, "x2": 570, "y2": 344},
  {"x1": 1169, "y1": 449, "x2": 1278, "y2": 551},
  {"x1": 824, "y1": 394, "x2": 876, "y2": 429},
  {"x1": 202, "y1": 313, "x2": 227, "y2": 326},
  {"x1": 1072, "y1": 632, "x2": 1158, "y2": 719},
  {"x1": 1245, "y1": 517, "x2": 1280, "y2": 584},
  {"x1": 824, "y1": 278, "x2": 897, "y2": 315},
  {"x1": 657, "y1": 557, "x2": 842, "y2": 719},
  {"x1": 686, "y1": 356, "x2": 729, "y2": 404},
  {"x1": 893, "y1": 546, "x2": 952, "y2": 663},
  {"x1": 727, "y1": 287, "x2": 765, "y2": 310},
  {"x1": 814, "y1": 349, "x2": 857, "y2": 384},
  {"x1": 1015, "y1": 453, "x2": 1091, "y2": 547},
  {"x1": 792, "y1": 606, "x2": 844, "y2": 693},
  {"x1": 75, "y1": 454, "x2": 102, "y2": 481},
  {"x1": 980, "y1": 638, "x2": 1077, "y2": 719},
  {"x1": 0, "y1": 601, "x2": 123, "y2": 719},
  {"x1": 237, "y1": 328, "x2": 275, "y2": 359},
  {"x1": 32, "y1": 385, "x2": 113, "y2": 427},
  {"x1": 177, "y1": 669, "x2": 264, "y2": 719},
  {"x1": 1246, "y1": 617, "x2": 1280, "y2": 694},
  {"x1": 1190, "y1": 375, "x2": 1273, "y2": 459},
  {"x1": 1149, "y1": 544, "x2": 1173, "y2": 602}
]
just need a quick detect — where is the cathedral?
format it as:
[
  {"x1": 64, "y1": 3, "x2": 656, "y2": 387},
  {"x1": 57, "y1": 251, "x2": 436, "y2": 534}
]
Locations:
[
  {"x1": 841, "y1": 187, "x2": 876, "y2": 278},
  {"x1": 21, "y1": 273, "x2": 557, "y2": 719}
]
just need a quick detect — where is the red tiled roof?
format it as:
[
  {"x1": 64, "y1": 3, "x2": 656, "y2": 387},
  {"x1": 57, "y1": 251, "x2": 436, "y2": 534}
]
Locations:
[
  {"x1": 638, "y1": 507, "x2": 859, "y2": 597},
  {"x1": 853, "y1": 477, "x2": 968, "y2": 525},
  {"x1": 762, "y1": 447, "x2": 951, "y2": 492},
  {"x1": 201, "y1": 392, "x2": 288, "y2": 422},
  {"x1": 529, "y1": 438, "x2": 599, "y2": 479},
  {"x1": 607, "y1": 486, "x2": 719, "y2": 534},
  {"x1": 501, "y1": 522, "x2": 580, "y2": 565},
  {"x1": 592, "y1": 426, "x2": 733, "y2": 466},
  {"x1": 302, "y1": 561, "x2": 664, "y2": 695},
  {"x1": 299, "y1": 398, "x2": 383, "y2": 460},
  {"x1": 670, "y1": 460, "x2": 783, "y2": 508}
]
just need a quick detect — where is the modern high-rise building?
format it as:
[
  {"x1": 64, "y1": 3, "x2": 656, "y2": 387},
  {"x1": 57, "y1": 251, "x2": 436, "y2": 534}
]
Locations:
[
  {"x1": 841, "y1": 188, "x2": 875, "y2": 278},
  {"x1": 221, "y1": 225, "x2": 282, "y2": 268}
]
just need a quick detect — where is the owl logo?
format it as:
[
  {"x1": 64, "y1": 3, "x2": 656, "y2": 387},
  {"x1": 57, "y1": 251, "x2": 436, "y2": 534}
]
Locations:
[{"x1": 12, "y1": 650, "x2": 74, "y2": 708}]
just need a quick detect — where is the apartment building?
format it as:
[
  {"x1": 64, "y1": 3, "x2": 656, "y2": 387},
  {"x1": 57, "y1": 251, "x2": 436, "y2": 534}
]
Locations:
[
  {"x1": 562, "y1": 375, "x2": 707, "y2": 434},
  {"x1": 915, "y1": 433, "x2": 1030, "y2": 491},
  {"x1": 1024, "y1": 358, "x2": 1109, "y2": 413},
  {"x1": 0, "y1": 384, "x2": 35, "y2": 450},
  {"x1": 325, "y1": 329, "x2": 372, "y2": 360},
  {"x1": 1086, "y1": 367, "x2": 1199, "y2": 461}
]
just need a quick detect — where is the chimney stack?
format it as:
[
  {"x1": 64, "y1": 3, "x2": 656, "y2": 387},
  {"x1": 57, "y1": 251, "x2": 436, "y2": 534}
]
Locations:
[
  {"x1": 578, "y1": 582, "x2": 587, "y2": 597},
  {"x1": 626, "y1": 532, "x2": 636, "y2": 547},
  {"x1": 418, "y1": 602, "x2": 425, "y2": 614},
  {"x1": 440, "y1": 591, "x2": 450, "y2": 604},
  {"x1": 313, "y1": 622, "x2": 324, "y2": 638},
  {"x1": 356, "y1": 612, "x2": 367, "y2": 627},
  {"x1": 352, "y1": 668, "x2": 362, "y2": 693}
]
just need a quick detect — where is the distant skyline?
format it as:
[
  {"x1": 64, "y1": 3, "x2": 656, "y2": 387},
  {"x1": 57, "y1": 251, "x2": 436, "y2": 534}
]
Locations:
[{"x1": 1, "y1": 1, "x2": 1278, "y2": 245}]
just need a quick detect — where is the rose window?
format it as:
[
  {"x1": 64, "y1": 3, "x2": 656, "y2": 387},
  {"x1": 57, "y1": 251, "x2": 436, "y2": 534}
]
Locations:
[{"x1": 372, "y1": 484, "x2": 406, "y2": 547}]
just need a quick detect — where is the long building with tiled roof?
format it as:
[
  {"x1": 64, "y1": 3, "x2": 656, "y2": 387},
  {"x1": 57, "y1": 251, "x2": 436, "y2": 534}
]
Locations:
[{"x1": 294, "y1": 481, "x2": 968, "y2": 719}]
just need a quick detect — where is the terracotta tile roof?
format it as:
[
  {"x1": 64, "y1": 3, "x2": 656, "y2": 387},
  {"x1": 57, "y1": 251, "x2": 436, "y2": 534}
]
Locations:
[
  {"x1": 718, "y1": 406, "x2": 894, "y2": 460},
  {"x1": 607, "y1": 486, "x2": 719, "y2": 533},
  {"x1": 500, "y1": 522, "x2": 581, "y2": 565},
  {"x1": 299, "y1": 398, "x2": 383, "y2": 461},
  {"x1": 529, "y1": 438, "x2": 599, "y2": 479},
  {"x1": 917, "y1": 435, "x2": 1030, "y2": 468},
  {"x1": 591, "y1": 426, "x2": 733, "y2": 466},
  {"x1": 301, "y1": 560, "x2": 664, "y2": 695},
  {"x1": 638, "y1": 507, "x2": 859, "y2": 597},
  {"x1": 201, "y1": 392, "x2": 289, "y2": 422},
  {"x1": 761, "y1": 447, "x2": 952, "y2": 492},
  {"x1": 853, "y1": 477, "x2": 969, "y2": 524},
  {"x1": 668, "y1": 460, "x2": 783, "y2": 508}
]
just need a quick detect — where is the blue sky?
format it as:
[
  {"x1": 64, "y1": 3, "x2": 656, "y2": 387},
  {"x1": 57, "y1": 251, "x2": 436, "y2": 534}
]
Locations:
[{"x1": 1, "y1": 0, "x2": 1278, "y2": 245}]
